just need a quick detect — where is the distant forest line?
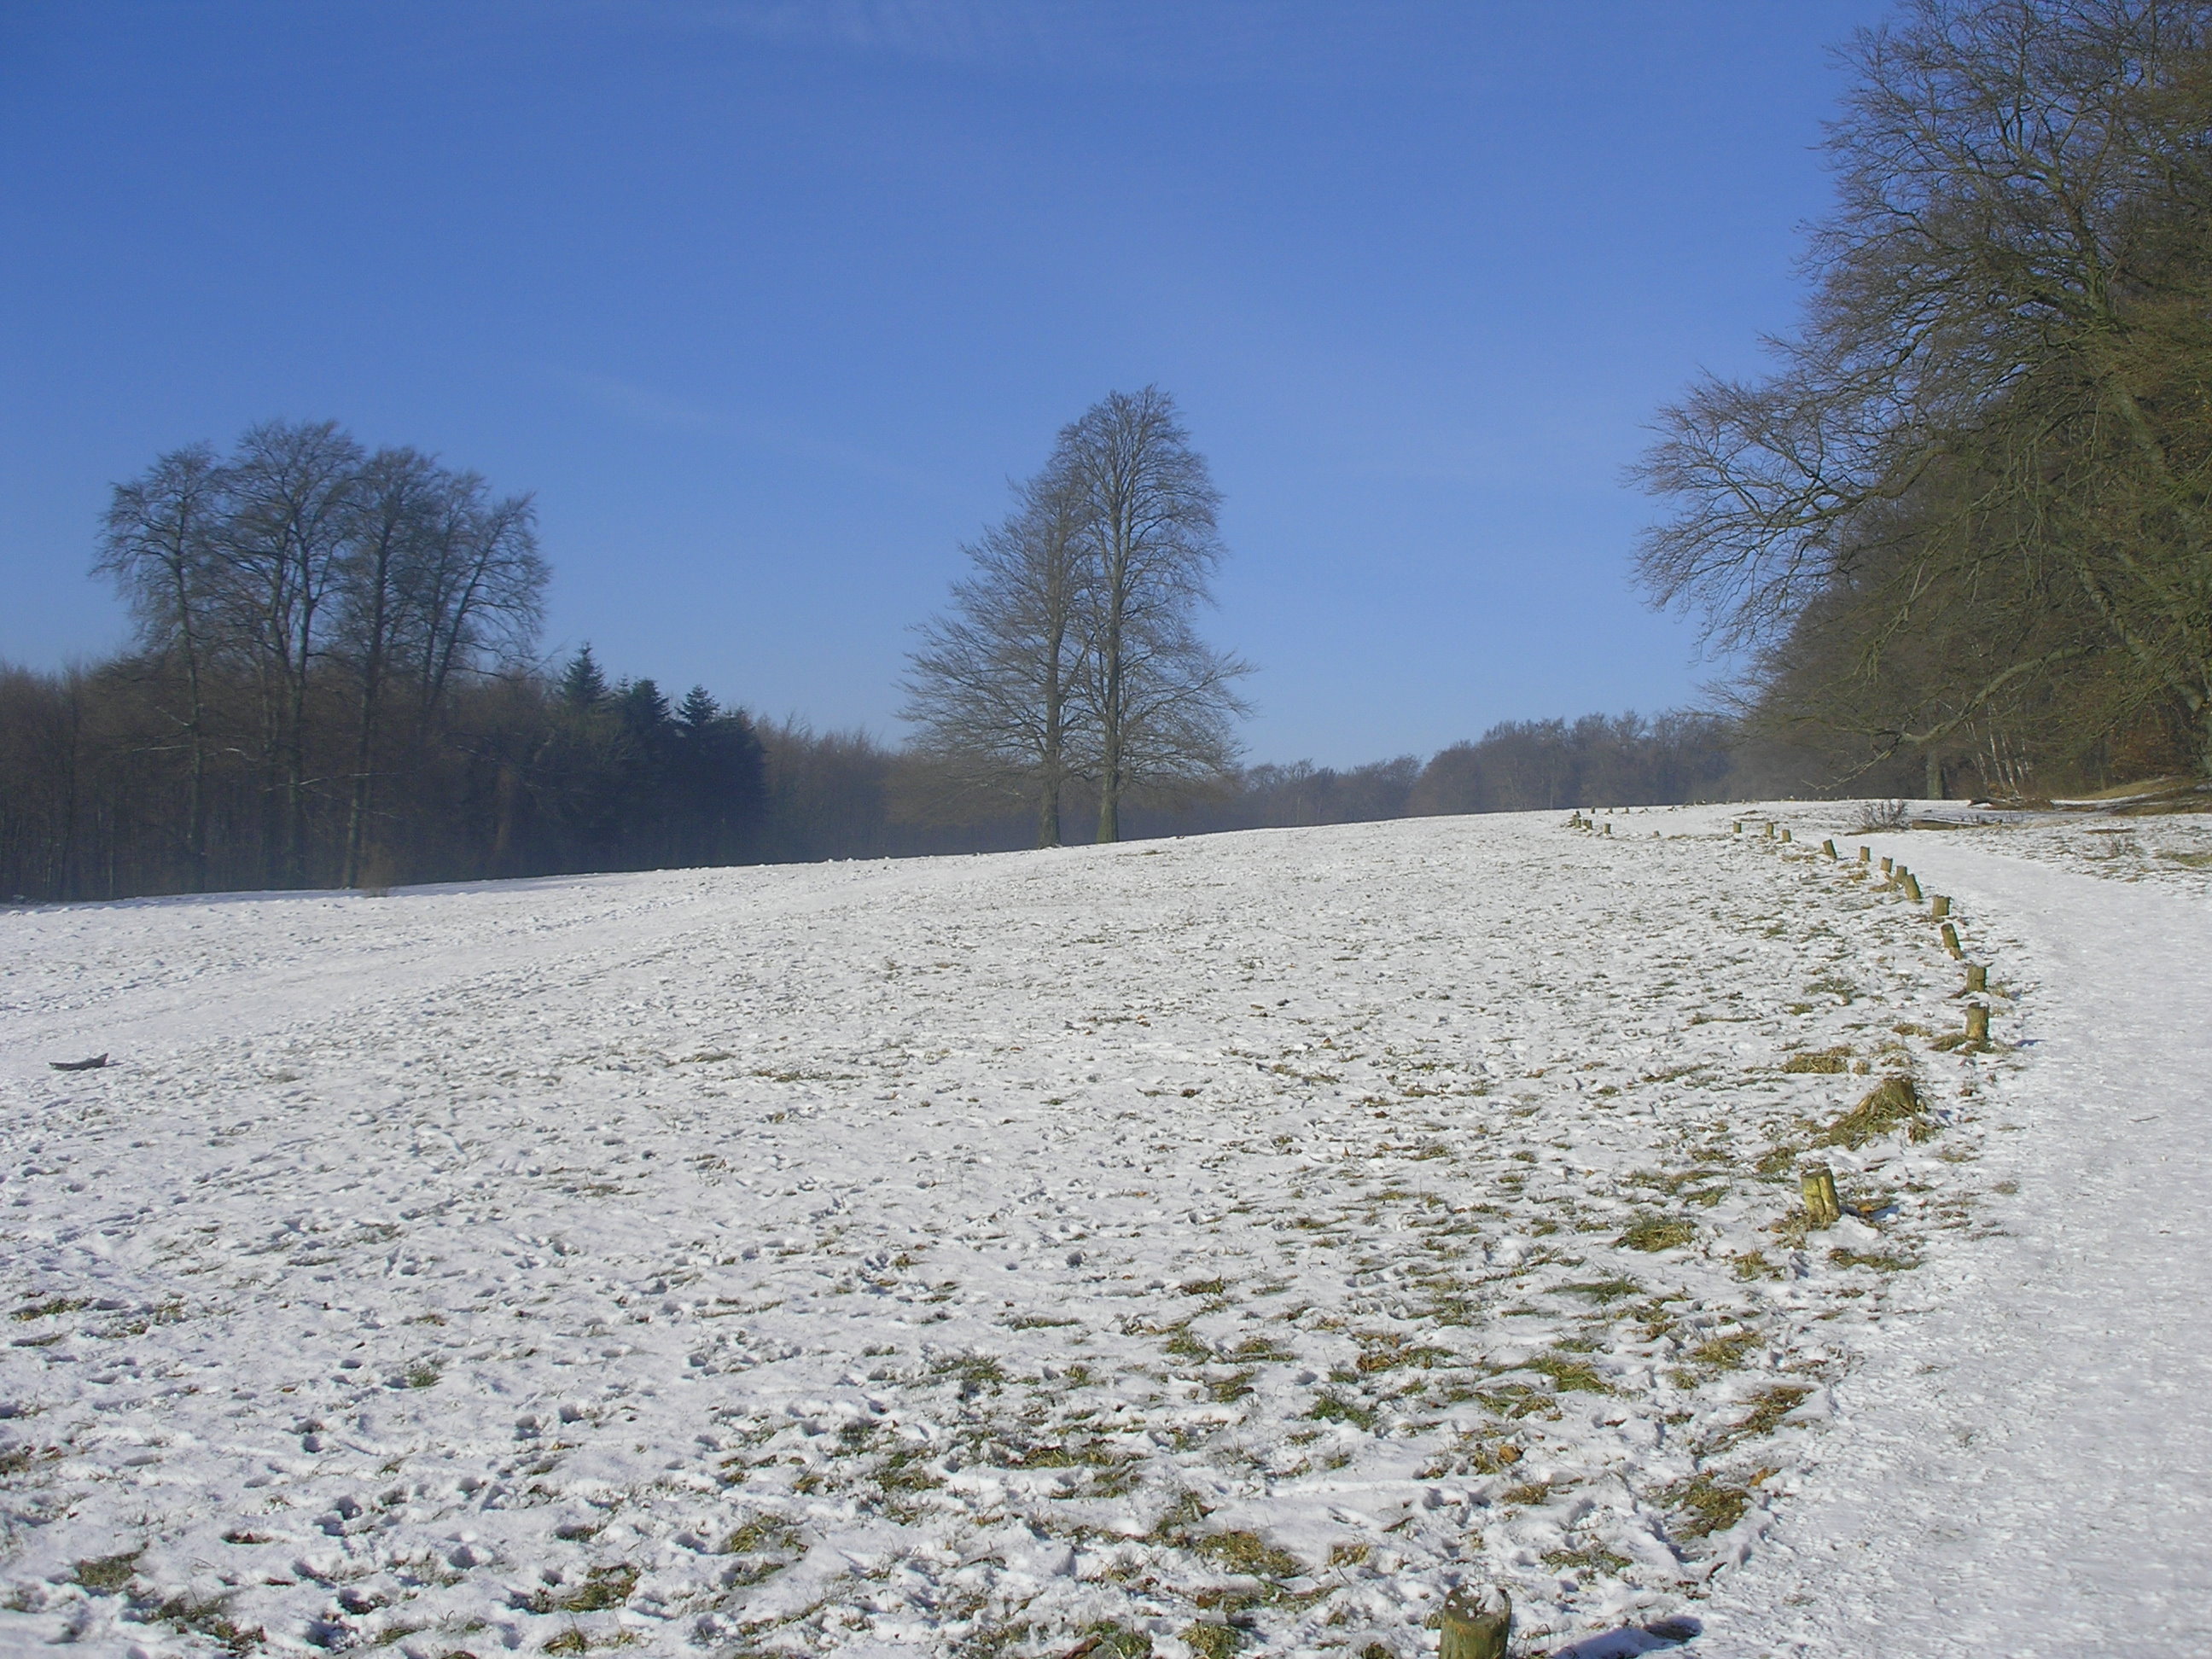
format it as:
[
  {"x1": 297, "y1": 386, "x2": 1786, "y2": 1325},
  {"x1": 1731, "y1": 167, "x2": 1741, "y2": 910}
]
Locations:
[
  {"x1": 2, "y1": 627, "x2": 1743, "y2": 905},
  {"x1": 16, "y1": 1, "x2": 2212, "y2": 903}
]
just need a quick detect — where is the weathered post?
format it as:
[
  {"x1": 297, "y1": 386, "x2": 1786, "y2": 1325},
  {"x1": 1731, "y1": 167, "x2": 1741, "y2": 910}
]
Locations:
[
  {"x1": 1801, "y1": 1164, "x2": 1842, "y2": 1228},
  {"x1": 1965, "y1": 963, "x2": 1988, "y2": 992},
  {"x1": 1822, "y1": 839, "x2": 1837, "y2": 859},
  {"x1": 1879, "y1": 857, "x2": 1893, "y2": 876},
  {"x1": 1965, "y1": 1005, "x2": 1990, "y2": 1046},
  {"x1": 1940, "y1": 922, "x2": 1964, "y2": 958},
  {"x1": 1859, "y1": 846, "x2": 1871, "y2": 863},
  {"x1": 1780, "y1": 828, "x2": 1793, "y2": 843},
  {"x1": 1902, "y1": 874, "x2": 1923, "y2": 903},
  {"x1": 1733, "y1": 821, "x2": 1743, "y2": 835},
  {"x1": 1439, "y1": 1586, "x2": 1511, "y2": 1659},
  {"x1": 1930, "y1": 894, "x2": 1950, "y2": 919},
  {"x1": 1764, "y1": 822, "x2": 1775, "y2": 840}
]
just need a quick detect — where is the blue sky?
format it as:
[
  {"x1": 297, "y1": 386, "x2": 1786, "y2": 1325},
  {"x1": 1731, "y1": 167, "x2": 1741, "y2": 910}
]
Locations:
[{"x1": 0, "y1": 1, "x2": 1889, "y2": 765}]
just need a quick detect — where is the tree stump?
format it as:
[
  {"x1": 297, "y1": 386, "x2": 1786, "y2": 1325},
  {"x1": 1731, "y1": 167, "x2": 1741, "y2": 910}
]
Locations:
[
  {"x1": 1965, "y1": 1005, "x2": 1990, "y2": 1046},
  {"x1": 1439, "y1": 1585, "x2": 1511, "y2": 1659},
  {"x1": 1801, "y1": 1164, "x2": 1842, "y2": 1228},
  {"x1": 1940, "y1": 922, "x2": 1963, "y2": 958},
  {"x1": 1930, "y1": 894, "x2": 1950, "y2": 919},
  {"x1": 1965, "y1": 963, "x2": 1987, "y2": 992}
]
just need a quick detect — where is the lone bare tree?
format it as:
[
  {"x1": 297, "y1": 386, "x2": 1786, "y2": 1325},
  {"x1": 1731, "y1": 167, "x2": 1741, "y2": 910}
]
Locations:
[
  {"x1": 905, "y1": 387, "x2": 1250, "y2": 842},
  {"x1": 901, "y1": 463, "x2": 1090, "y2": 845},
  {"x1": 1059, "y1": 386, "x2": 1250, "y2": 841}
]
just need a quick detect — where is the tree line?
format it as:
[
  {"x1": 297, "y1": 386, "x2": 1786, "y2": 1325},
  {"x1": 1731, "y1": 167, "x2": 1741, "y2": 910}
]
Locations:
[
  {"x1": 1639, "y1": 0, "x2": 2212, "y2": 798},
  {"x1": 6, "y1": 393, "x2": 1743, "y2": 907}
]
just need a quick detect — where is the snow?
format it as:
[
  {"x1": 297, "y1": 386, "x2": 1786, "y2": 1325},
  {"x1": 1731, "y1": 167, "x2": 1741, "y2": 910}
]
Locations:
[{"x1": 0, "y1": 805, "x2": 2199, "y2": 1656}]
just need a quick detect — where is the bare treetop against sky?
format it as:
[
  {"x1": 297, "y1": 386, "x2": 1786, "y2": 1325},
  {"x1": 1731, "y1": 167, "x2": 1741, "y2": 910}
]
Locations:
[{"x1": 0, "y1": 1, "x2": 1889, "y2": 765}]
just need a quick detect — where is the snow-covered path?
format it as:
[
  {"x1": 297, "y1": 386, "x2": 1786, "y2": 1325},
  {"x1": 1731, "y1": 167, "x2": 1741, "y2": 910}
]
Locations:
[{"x1": 1701, "y1": 827, "x2": 2212, "y2": 1656}]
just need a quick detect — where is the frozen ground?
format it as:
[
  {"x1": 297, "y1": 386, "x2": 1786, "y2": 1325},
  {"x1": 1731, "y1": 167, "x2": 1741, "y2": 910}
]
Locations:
[{"x1": 0, "y1": 806, "x2": 2200, "y2": 1656}]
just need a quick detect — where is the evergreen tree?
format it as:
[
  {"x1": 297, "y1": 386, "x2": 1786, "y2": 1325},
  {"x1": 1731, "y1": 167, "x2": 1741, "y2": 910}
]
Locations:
[{"x1": 559, "y1": 644, "x2": 608, "y2": 710}]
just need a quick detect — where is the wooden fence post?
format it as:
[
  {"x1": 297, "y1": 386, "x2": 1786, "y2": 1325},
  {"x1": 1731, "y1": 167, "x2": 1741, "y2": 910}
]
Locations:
[
  {"x1": 1801, "y1": 1164, "x2": 1842, "y2": 1227},
  {"x1": 1879, "y1": 857, "x2": 1893, "y2": 876},
  {"x1": 1822, "y1": 839, "x2": 1837, "y2": 859},
  {"x1": 1965, "y1": 1005, "x2": 1990, "y2": 1046},
  {"x1": 1965, "y1": 963, "x2": 1987, "y2": 992},
  {"x1": 1930, "y1": 894, "x2": 1950, "y2": 919},
  {"x1": 1439, "y1": 1586, "x2": 1511, "y2": 1659},
  {"x1": 1859, "y1": 846, "x2": 1871, "y2": 863},
  {"x1": 1903, "y1": 874, "x2": 1923, "y2": 903},
  {"x1": 1940, "y1": 922, "x2": 1963, "y2": 958}
]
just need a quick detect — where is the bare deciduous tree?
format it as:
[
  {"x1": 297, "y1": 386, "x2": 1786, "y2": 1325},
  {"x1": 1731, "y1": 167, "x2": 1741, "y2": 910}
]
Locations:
[
  {"x1": 96, "y1": 443, "x2": 227, "y2": 888},
  {"x1": 1638, "y1": 0, "x2": 2212, "y2": 778},
  {"x1": 901, "y1": 464, "x2": 1090, "y2": 846},
  {"x1": 1058, "y1": 386, "x2": 1251, "y2": 841},
  {"x1": 905, "y1": 387, "x2": 1251, "y2": 843}
]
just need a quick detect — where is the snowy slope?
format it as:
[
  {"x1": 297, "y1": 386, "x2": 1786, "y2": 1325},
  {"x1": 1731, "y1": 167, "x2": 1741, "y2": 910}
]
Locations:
[{"x1": 0, "y1": 806, "x2": 2159, "y2": 1656}]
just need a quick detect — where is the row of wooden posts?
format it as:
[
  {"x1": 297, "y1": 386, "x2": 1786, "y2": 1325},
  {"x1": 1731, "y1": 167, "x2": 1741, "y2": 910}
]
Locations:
[
  {"x1": 1441, "y1": 810, "x2": 2001, "y2": 1656},
  {"x1": 1730, "y1": 817, "x2": 1994, "y2": 1229}
]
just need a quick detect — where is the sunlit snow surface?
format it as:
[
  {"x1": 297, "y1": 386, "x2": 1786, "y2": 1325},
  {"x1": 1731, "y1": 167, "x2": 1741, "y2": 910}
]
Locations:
[{"x1": 0, "y1": 807, "x2": 2134, "y2": 1655}]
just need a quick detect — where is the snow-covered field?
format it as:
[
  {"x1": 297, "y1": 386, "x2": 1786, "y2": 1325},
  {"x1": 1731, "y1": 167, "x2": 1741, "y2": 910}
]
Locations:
[{"x1": 0, "y1": 806, "x2": 2203, "y2": 1656}]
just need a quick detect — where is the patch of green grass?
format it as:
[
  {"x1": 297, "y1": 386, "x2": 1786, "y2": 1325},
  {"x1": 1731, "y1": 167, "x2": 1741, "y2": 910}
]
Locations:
[
  {"x1": 933, "y1": 1353, "x2": 1007, "y2": 1393},
  {"x1": 1781, "y1": 1048, "x2": 1849, "y2": 1074},
  {"x1": 1561, "y1": 1276, "x2": 1640, "y2": 1303},
  {"x1": 1822, "y1": 1077, "x2": 1935, "y2": 1148},
  {"x1": 1069, "y1": 1621, "x2": 1154, "y2": 1657},
  {"x1": 1663, "y1": 1470, "x2": 1769, "y2": 1540},
  {"x1": 1542, "y1": 1541, "x2": 1633, "y2": 1576},
  {"x1": 1529, "y1": 1354, "x2": 1613, "y2": 1394},
  {"x1": 9, "y1": 1297, "x2": 86, "y2": 1322},
  {"x1": 154, "y1": 1592, "x2": 261, "y2": 1656},
  {"x1": 1307, "y1": 1391, "x2": 1377, "y2": 1429},
  {"x1": 1731, "y1": 1250, "x2": 1778, "y2": 1281},
  {"x1": 1617, "y1": 1216, "x2": 1697, "y2": 1253},
  {"x1": 1192, "y1": 1530, "x2": 1302, "y2": 1579},
  {"x1": 1829, "y1": 1248, "x2": 1919, "y2": 1272},
  {"x1": 72, "y1": 1551, "x2": 142, "y2": 1593},
  {"x1": 554, "y1": 1564, "x2": 637, "y2": 1613},
  {"x1": 1715, "y1": 1384, "x2": 1814, "y2": 1447},
  {"x1": 1476, "y1": 1383, "x2": 1562, "y2": 1421},
  {"x1": 1205, "y1": 1369, "x2": 1257, "y2": 1404},
  {"x1": 1687, "y1": 1331, "x2": 1760, "y2": 1371},
  {"x1": 1181, "y1": 1622, "x2": 1241, "y2": 1658}
]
